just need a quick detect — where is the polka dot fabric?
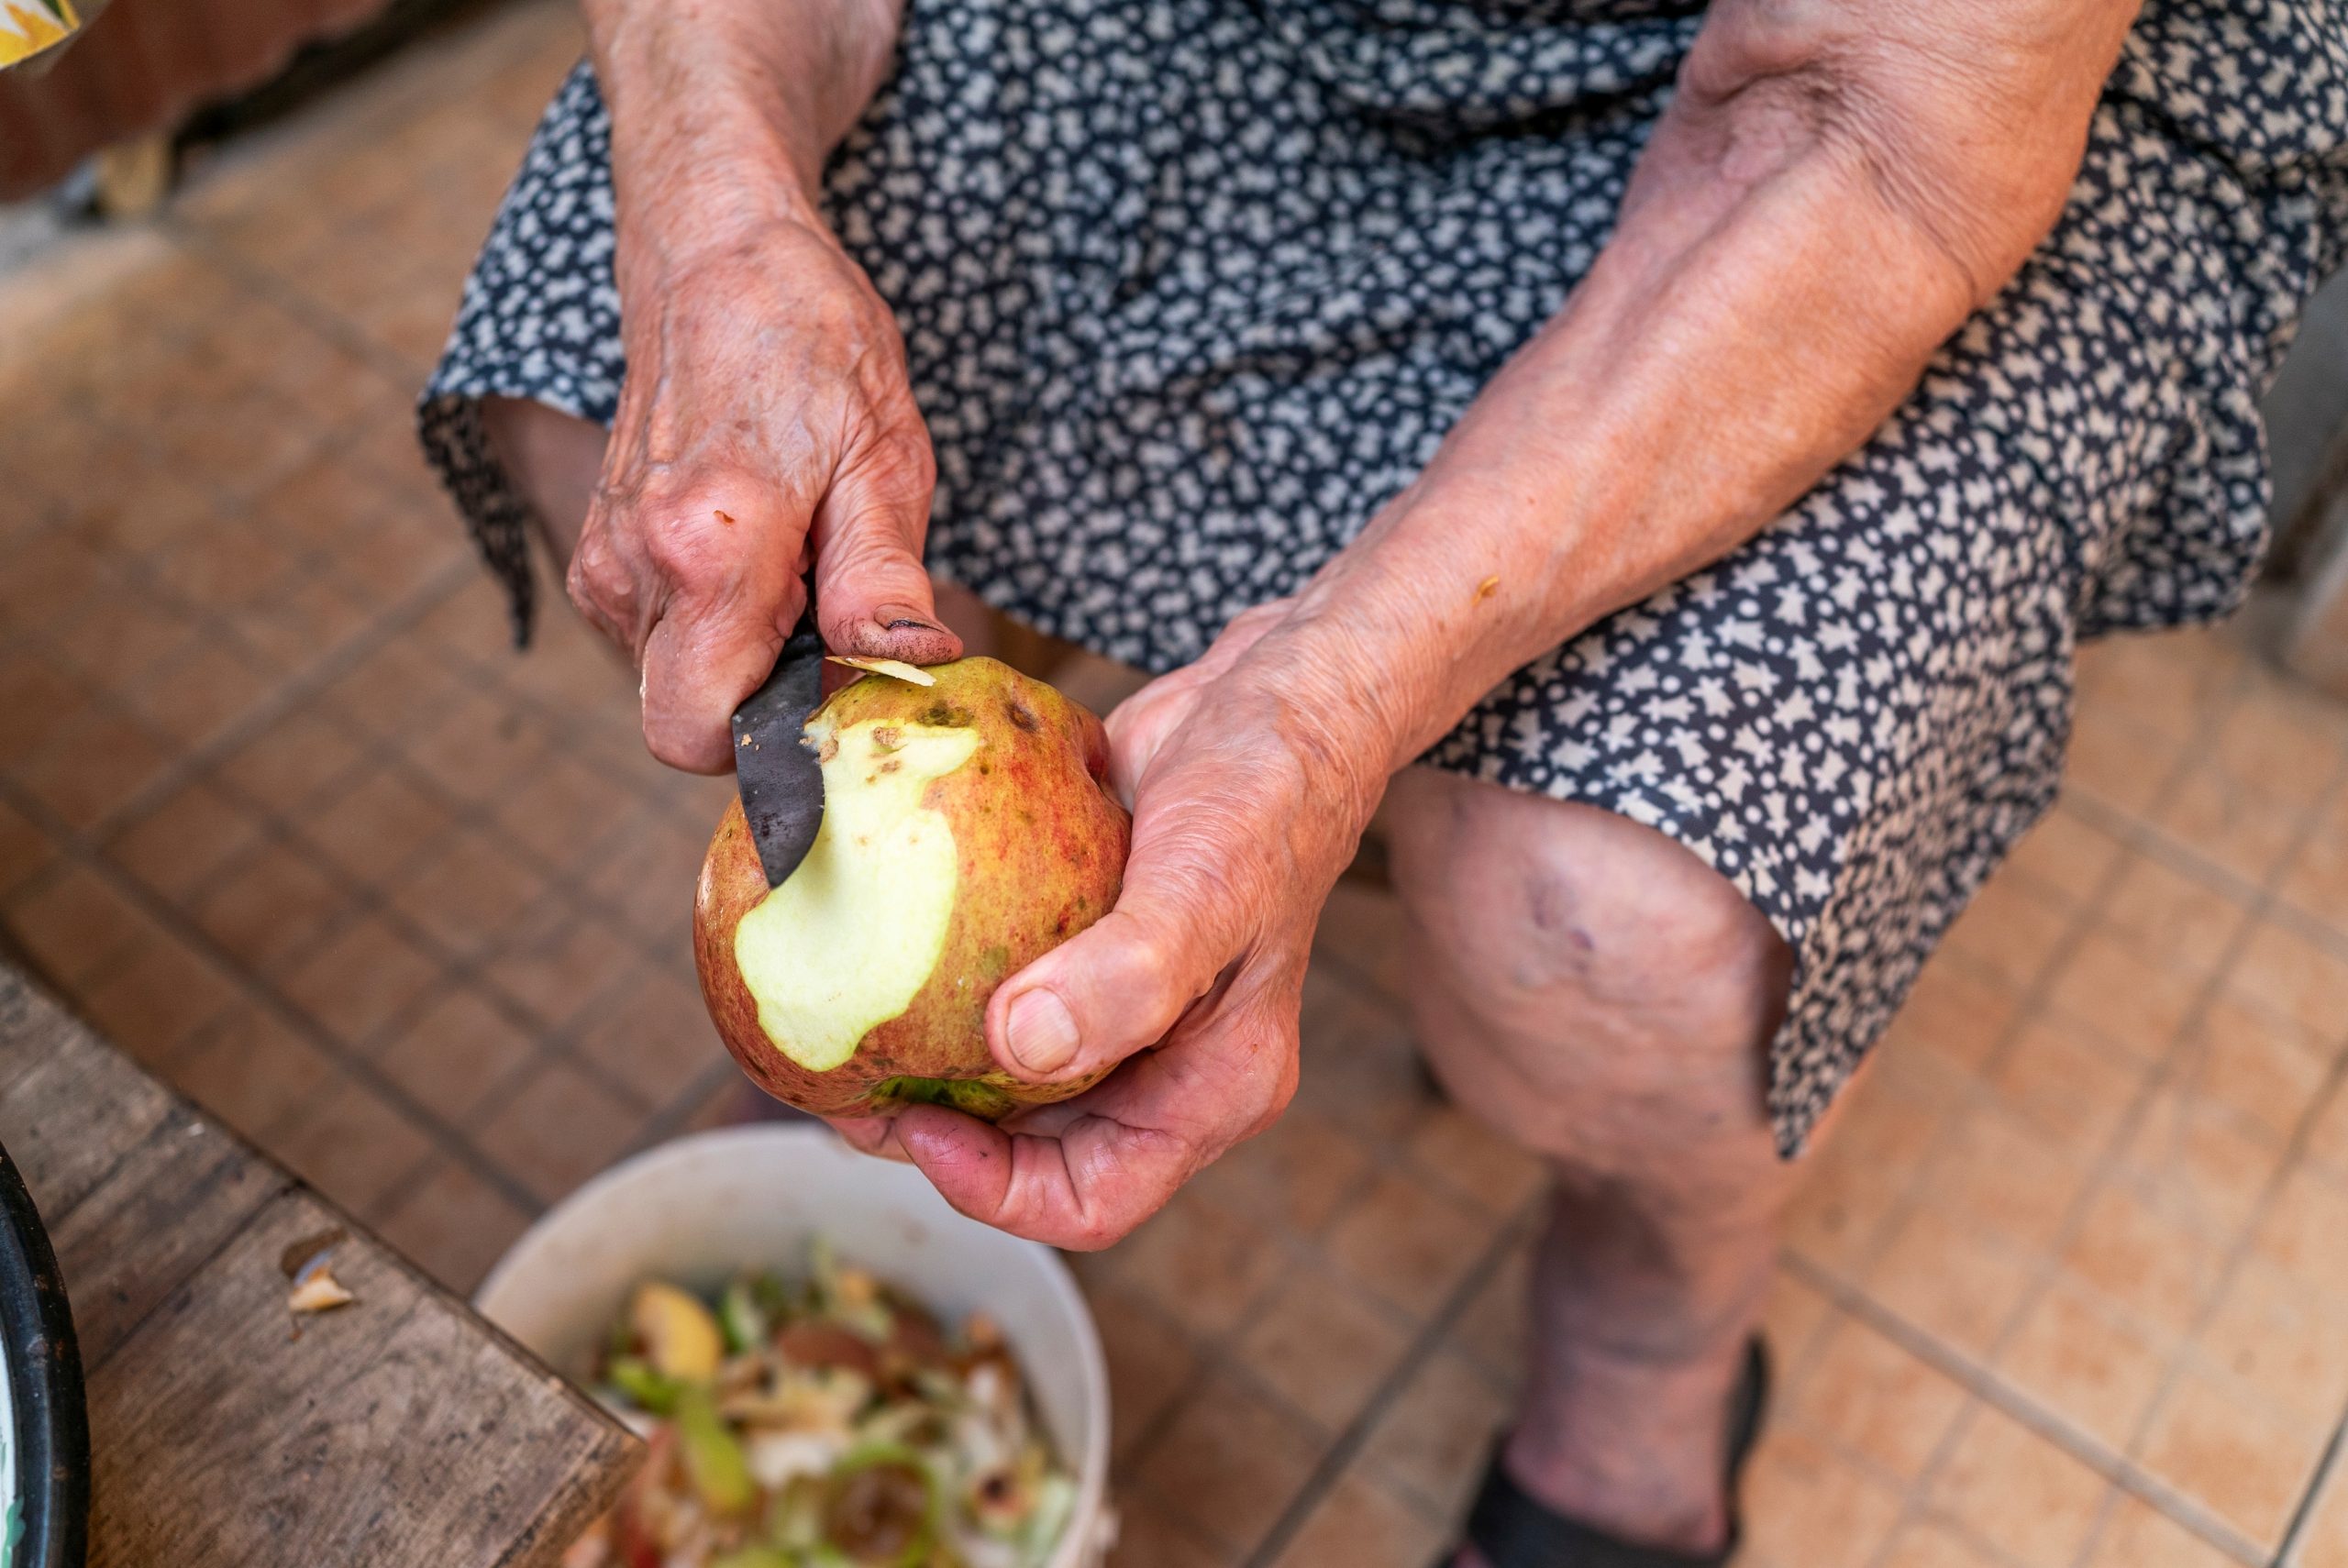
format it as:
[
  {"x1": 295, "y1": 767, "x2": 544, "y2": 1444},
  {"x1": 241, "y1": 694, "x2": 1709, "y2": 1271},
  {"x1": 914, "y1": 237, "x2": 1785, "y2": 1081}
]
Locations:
[{"x1": 419, "y1": 0, "x2": 2348, "y2": 1154}]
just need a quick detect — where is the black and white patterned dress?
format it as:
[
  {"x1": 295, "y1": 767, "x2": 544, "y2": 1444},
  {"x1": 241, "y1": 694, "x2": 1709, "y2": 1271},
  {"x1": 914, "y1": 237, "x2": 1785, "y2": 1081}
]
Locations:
[{"x1": 420, "y1": 0, "x2": 2348, "y2": 1154}]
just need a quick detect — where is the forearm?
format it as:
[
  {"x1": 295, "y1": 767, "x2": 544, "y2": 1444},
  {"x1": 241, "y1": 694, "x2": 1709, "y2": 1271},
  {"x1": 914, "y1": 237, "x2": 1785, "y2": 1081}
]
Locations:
[
  {"x1": 582, "y1": 0, "x2": 903, "y2": 246},
  {"x1": 1263, "y1": 0, "x2": 2141, "y2": 776}
]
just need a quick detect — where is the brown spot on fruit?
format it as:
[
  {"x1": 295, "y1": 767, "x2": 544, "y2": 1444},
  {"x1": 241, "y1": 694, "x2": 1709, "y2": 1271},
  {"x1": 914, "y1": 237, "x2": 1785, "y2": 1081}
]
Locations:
[{"x1": 1007, "y1": 701, "x2": 1039, "y2": 732}]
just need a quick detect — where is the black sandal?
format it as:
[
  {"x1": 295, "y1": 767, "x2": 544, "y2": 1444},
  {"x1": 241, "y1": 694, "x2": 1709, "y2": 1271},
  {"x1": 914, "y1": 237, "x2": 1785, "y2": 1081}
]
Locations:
[{"x1": 1438, "y1": 1339, "x2": 1770, "y2": 1568}]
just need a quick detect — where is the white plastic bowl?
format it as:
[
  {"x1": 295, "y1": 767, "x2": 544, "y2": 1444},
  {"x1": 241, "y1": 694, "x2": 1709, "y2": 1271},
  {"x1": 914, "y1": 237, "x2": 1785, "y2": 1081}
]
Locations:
[{"x1": 474, "y1": 1124, "x2": 1113, "y2": 1567}]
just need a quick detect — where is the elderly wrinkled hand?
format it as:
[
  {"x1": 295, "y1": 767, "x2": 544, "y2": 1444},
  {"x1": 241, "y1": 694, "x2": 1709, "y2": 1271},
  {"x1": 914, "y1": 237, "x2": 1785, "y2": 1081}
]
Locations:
[
  {"x1": 566, "y1": 213, "x2": 959, "y2": 773},
  {"x1": 829, "y1": 600, "x2": 1389, "y2": 1248}
]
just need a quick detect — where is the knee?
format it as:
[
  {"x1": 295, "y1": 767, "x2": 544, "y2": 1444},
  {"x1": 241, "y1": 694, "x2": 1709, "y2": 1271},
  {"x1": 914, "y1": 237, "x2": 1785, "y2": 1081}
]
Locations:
[{"x1": 1383, "y1": 767, "x2": 1790, "y2": 1103}]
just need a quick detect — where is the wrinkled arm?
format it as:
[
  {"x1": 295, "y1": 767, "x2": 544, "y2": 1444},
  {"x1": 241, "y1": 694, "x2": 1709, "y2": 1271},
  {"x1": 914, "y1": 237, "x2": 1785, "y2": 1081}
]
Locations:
[{"x1": 1285, "y1": 0, "x2": 2145, "y2": 774}]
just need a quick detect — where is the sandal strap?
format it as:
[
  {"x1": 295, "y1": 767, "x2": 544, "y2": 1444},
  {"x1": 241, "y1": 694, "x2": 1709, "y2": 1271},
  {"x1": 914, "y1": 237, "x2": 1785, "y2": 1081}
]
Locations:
[{"x1": 1458, "y1": 1340, "x2": 1770, "y2": 1568}]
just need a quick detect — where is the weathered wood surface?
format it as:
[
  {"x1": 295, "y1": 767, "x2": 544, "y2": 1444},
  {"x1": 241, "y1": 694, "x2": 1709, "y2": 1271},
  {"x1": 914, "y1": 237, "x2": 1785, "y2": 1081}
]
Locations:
[{"x1": 0, "y1": 968, "x2": 640, "y2": 1566}]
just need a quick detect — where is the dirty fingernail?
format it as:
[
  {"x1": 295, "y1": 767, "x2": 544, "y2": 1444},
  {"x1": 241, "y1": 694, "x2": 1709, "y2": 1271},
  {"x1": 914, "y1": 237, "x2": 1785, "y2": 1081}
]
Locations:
[
  {"x1": 1006, "y1": 989, "x2": 1080, "y2": 1075},
  {"x1": 877, "y1": 603, "x2": 947, "y2": 634}
]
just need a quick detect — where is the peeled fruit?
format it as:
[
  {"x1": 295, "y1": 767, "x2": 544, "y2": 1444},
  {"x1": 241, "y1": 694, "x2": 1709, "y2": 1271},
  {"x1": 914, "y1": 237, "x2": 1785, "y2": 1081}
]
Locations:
[
  {"x1": 694, "y1": 657, "x2": 1131, "y2": 1120},
  {"x1": 631, "y1": 1280, "x2": 724, "y2": 1382}
]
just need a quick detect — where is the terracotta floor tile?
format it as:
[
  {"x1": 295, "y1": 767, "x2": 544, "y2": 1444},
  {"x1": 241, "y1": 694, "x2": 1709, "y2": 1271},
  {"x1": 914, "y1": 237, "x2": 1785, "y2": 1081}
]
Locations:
[
  {"x1": 2191, "y1": 1254, "x2": 2348, "y2": 1428},
  {"x1": 1311, "y1": 880, "x2": 1410, "y2": 1000},
  {"x1": 2058, "y1": 1176, "x2": 2229, "y2": 1345},
  {"x1": 1107, "y1": 1494, "x2": 1235, "y2": 1568},
  {"x1": 2275, "y1": 771, "x2": 2348, "y2": 923},
  {"x1": 481, "y1": 903, "x2": 637, "y2": 1029},
  {"x1": 2206, "y1": 678, "x2": 2348, "y2": 811},
  {"x1": 1445, "y1": 1233, "x2": 1529, "y2": 1386},
  {"x1": 1994, "y1": 1275, "x2": 2168, "y2": 1456},
  {"x1": 2221, "y1": 919, "x2": 2348, "y2": 1040},
  {"x1": 2154, "y1": 766, "x2": 2308, "y2": 887},
  {"x1": 1791, "y1": 1313, "x2": 1968, "y2": 1484},
  {"x1": 1135, "y1": 1366, "x2": 1325, "y2": 1557},
  {"x1": 2249, "y1": 1164, "x2": 2348, "y2": 1294},
  {"x1": 74, "y1": 930, "x2": 240, "y2": 1067},
  {"x1": 192, "y1": 838, "x2": 351, "y2": 977},
  {"x1": 1188, "y1": 1103, "x2": 1376, "y2": 1239},
  {"x1": 296, "y1": 765, "x2": 458, "y2": 888},
  {"x1": 2170, "y1": 996, "x2": 2334, "y2": 1143},
  {"x1": 215, "y1": 706, "x2": 370, "y2": 817},
  {"x1": 319, "y1": 639, "x2": 469, "y2": 744},
  {"x1": 2043, "y1": 929, "x2": 2204, "y2": 1059},
  {"x1": 48, "y1": 581, "x2": 203, "y2": 692},
  {"x1": 413, "y1": 574, "x2": 525, "y2": 666},
  {"x1": 167, "y1": 1002, "x2": 339, "y2": 1144},
  {"x1": 1403, "y1": 1102, "x2": 1548, "y2": 1217},
  {"x1": 490, "y1": 751, "x2": 639, "y2": 873},
  {"x1": 2306, "y1": 1081, "x2": 2348, "y2": 1183},
  {"x1": 404, "y1": 686, "x2": 555, "y2": 805},
  {"x1": 153, "y1": 514, "x2": 305, "y2": 616},
  {"x1": 1325, "y1": 1170, "x2": 1496, "y2": 1321},
  {"x1": 1357, "y1": 1348, "x2": 1506, "y2": 1524},
  {"x1": 583, "y1": 810, "x2": 705, "y2": 947},
  {"x1": 1233, "y1": 1259, "x2": 1412, "y2": 1431},
  {"x1": 231, "y1": 572, "x2": 378, "y2": 668},
  {"x1": 1267, "y1": 1469, "x2": 1445, "y2": 1568},
  {"x1": 271, "y1": 1073, "x2": 437, "y2": 1220},
  {"x1": 1085, "y1": 1283, "x2": 1197, "y2": 1466},
  {"x1": 1940, "y1": 871, "x2": 2080, "y2": 992},
  {"x1": 105, "y1": 778, "x2": 267, "y2": 905},
  {"x1": 116, "y1": 633, "x2": 281, "y2": 748},
  {"x1": 372, "y1": 1157, "x2": 535, "y2": 1296},
  {"x1": 2079, "y1": 1495, "x2": 2242, "y2": 1568},
  {"x1": 12, "y1": 708, "x2": 173, "y2": 830},
  {"x1": 1863, "y1": 1203, "x2": 2037, "y2": 1361},
  {"x1": 2298, "y1": 1462, "x2": 2348, "y2": 1568},
  {"x1": 1109, "y1": 1190, "x2": 1289, "y2": 1341},
  {"x1": 59, "y1": 466, "x2": 217, "y2": 559},
  {"x1": 0, "y1": 651, "x2": 94, "y2": 768},
  {"x1": 1758, "y1": 1269, "x2": 1835, "y2": 1376},
  {"x1": 1877, "y1": 956, "x2": 2022, "y2": 1077},
  {"x1": 2065, "y1": 706, "x2": 2186, "y2": 821},
  {"x1": 1924, "y1": 1405, "x2": 2108, "y2": 1568},
  {"x1": 385, "y1": 827, "x2": 551, "y2": 960},
  {"x1": 1, "y1": 862, "x2": 161, "y2": 988},
  {"x1": 0, "y1": 527, "x2": 116, "y2": 633},
  {"x1": 570, "y1": 962, "x2": 725, "y2": 1110},
  {"x1": 2132, "y1": 1366, "x2": 2325, "y2": 1551},
  {"x1": 2001, "y1": 803, "x2": 2128, "y2": 908},
  {"x1": 276, "y1": 911, "x2": 443, "y2": 1046},
  {"x1": 1293, "y1": 973, "x2": 1435, "y2": 1141},
  {"x1": 1917, "y1": 1099, "x2": 2092, "y2": 1258},
  {"x1": 0, "y1": 798, "x2": 54, "y2": 900},
  {"x1": 1785, "y1": 1069, "x2": 1945, "y2": 1279},
  {"x1": 373, "y1": 984, "x2": 538, "y2": 1127},
  {"x1": 475, "y1": 1058, "x2": 648, "y2": 1204},
  {"x1": 1874, "y1": 1521, "x2": 2003, "y2": 1568},
  {"x1": 2097, "y1": 852, "x2": 2256, "y2": 983},
  {"x1": 1987, "y1": 1015, "x2": 2146, "y2": 1154},
  {"x1": 1736, "y1": 1426, "x2": 1904, "y2": 1568},
  {"x1": 2073, "y1": 632, "x2": 2243, "y2": 744},
  {"x1": 2111, "y1": 1086, "x2": 2287, "y2": 1247}
]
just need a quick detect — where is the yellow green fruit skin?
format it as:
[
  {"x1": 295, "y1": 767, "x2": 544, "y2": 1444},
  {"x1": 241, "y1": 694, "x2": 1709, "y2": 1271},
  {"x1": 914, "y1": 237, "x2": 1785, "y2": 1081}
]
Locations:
[{"x1": 693, "y1": 657, "x2": 1130, "y2": 1120}]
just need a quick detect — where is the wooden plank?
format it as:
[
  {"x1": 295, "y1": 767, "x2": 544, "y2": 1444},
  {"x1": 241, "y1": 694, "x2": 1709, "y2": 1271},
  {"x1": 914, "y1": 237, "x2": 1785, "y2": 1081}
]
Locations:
[
  {"x1": 85, "y1": 1189, "x2": 637, "y2": 1568},
  {"x1": 0, "y1": 1018, "x2": 181, "y2": 1224},
  {"x1": 47, "y1": 1108, "x2": 283, "y2": 1366}
]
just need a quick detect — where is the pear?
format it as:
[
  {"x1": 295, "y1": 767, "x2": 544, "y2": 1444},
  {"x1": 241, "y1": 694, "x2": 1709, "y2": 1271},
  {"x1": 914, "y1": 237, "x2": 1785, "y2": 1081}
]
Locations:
[{"x1": 694, "y1": 657, "x2": 1131, "y2": 1119}]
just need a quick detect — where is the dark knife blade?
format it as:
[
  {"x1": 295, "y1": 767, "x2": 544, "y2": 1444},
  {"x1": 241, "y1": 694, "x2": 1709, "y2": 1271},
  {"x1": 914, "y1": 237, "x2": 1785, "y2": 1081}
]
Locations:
[{"x1": 731, "y1": 599, "x2": 827, "y2": 889}]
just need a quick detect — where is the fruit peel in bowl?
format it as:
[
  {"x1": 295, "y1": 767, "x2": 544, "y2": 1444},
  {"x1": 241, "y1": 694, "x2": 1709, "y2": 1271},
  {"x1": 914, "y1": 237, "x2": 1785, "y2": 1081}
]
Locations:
[{"x1": 564, "y1": 1241, "x2": 1077, "y2": 1568}]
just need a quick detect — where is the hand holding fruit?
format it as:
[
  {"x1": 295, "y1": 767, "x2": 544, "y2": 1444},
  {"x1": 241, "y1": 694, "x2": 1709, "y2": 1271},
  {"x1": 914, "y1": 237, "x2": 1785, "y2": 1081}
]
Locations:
[{"x1": 835, "y1": 601, "x2": 1390, "y2": 1249}]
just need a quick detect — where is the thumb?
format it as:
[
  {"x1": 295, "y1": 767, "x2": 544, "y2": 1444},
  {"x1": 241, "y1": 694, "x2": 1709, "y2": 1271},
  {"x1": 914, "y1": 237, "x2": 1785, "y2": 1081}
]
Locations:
[
  {"x1": 810, "y1": 428, "x2": 962, "y2": 667},
  {"x1": 985, "y1": 884, "x2": 1239, "y2": 1086}
]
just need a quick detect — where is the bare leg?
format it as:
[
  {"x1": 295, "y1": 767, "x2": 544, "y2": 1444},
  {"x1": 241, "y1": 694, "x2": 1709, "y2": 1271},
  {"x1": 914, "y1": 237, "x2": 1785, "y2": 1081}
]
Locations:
[
  {"x1": 1384, "y1": 766, "x2": 1794, "y2": 1559},
  {"x1": 480, "y1": 393, "x2": 999, "y2": 652}
]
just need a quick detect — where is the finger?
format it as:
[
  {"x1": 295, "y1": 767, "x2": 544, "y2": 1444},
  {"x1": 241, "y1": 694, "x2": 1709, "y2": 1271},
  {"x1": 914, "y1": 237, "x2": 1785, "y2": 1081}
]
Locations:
[
  {"x1": 809, "y1": 424, "x2": 963, "y2": 667},
  {"x1": 640, "y1": 592, "x2": 791, "y2": 773},
  {"x1": 891, "y1": 1104, "x2": 1192, "y2": 1250},
  {"x1": 825, "y1": 1115, "x2": 912, "y2": 1163}
]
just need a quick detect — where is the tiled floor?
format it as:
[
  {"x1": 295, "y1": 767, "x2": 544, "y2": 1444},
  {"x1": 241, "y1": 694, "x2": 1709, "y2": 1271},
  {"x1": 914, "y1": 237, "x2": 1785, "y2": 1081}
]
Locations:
[{"x1": 2, "y1": 4, "x2": 2347, "y2": 1565}]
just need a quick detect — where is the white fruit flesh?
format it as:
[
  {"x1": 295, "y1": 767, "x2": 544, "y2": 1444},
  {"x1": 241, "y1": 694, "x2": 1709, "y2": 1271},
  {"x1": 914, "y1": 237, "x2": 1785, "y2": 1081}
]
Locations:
[{"x1": 732, "y1": 717, "x2": 980, "y2": 1071}]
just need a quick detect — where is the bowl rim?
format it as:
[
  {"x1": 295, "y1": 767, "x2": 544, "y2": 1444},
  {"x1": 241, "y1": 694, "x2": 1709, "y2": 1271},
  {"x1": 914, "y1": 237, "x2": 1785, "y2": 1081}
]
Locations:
[{"x1": 0, "y1": 1146, "x2": 87, "y2": 1568}]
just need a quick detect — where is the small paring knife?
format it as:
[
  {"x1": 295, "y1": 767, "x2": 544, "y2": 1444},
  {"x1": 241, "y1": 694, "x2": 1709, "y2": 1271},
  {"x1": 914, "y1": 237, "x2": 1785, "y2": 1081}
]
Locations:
[{"x1": 731, "y1": 598, "x2": 827, "y2": 889}]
